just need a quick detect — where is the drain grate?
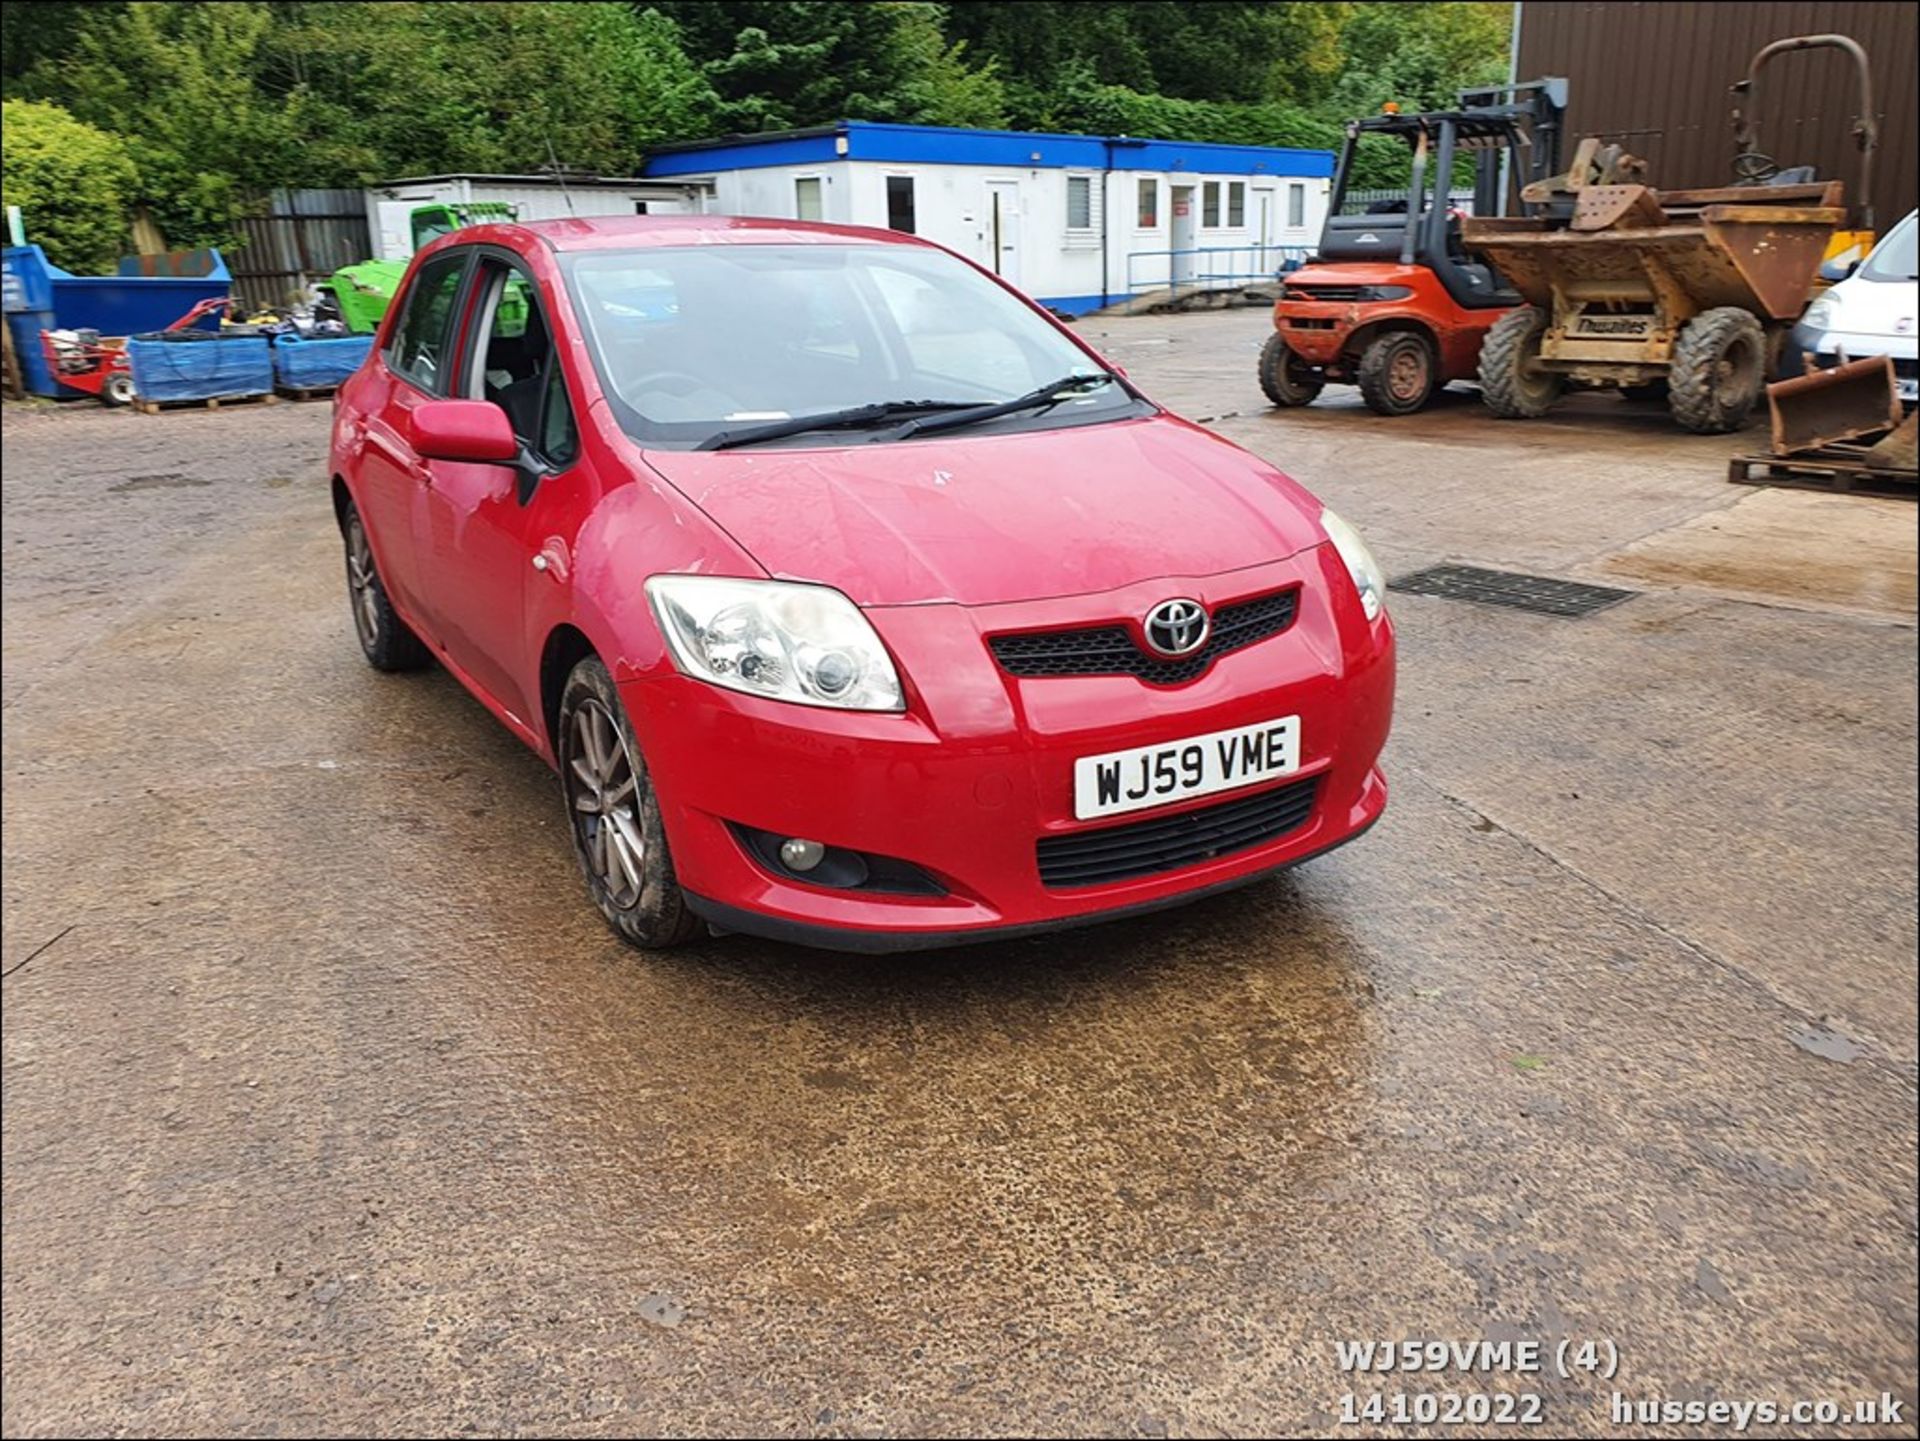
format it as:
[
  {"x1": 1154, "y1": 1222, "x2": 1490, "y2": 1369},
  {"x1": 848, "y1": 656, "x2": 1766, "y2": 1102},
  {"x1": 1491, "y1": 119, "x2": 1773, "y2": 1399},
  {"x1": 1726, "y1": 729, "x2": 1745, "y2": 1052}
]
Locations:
[{"x1": 1389, "y1": 564, "x2": 1636, "y2": 617}]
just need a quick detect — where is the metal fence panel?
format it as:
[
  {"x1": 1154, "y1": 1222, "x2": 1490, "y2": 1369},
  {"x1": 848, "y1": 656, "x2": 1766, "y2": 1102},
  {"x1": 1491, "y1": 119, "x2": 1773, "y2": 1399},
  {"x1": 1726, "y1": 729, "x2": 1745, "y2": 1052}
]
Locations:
[{"x1": 227, "y1": 188, "x2": 371, "y2": 311}]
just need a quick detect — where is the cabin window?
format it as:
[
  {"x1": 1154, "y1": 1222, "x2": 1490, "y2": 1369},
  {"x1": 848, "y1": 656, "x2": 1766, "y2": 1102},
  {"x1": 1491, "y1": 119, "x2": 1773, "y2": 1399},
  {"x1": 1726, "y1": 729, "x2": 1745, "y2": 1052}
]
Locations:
[
  {"x1": 886, "y1": 176, "x2": 917, "y2": 234},
  {"x1": 795, "y1": 177, "x2": 824, "y2": 222},
  {"x1": 1066, "y1": 175, "x2": 1094, "y2": 231}
]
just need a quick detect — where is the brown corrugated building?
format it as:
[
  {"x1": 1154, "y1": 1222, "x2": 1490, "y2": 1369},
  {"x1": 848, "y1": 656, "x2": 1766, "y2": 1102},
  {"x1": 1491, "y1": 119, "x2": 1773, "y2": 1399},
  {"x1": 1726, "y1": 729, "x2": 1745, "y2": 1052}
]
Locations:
[{"x1": 1514, "y1": 2, "x2": 1916, "y2": 232}]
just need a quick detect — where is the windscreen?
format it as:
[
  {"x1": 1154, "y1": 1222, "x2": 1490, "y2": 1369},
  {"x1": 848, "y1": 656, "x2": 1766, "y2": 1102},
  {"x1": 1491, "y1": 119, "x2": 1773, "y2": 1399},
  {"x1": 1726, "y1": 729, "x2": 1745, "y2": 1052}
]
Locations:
[
  {"x1": 561, "y1": 242, "x2": 1134, "y2": 448},
  {"x1": 1861, "y1": 212, "x2": 1918, "y2": 282}
]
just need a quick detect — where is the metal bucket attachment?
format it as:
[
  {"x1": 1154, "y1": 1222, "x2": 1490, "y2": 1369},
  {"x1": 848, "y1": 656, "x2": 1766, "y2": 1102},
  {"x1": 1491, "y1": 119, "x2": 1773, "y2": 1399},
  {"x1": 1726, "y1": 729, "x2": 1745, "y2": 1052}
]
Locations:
[
  {"x1": 1863, "y1": 411, "x2": 1918, "y2": 472},
  {"x1": 1767, "y1": 354, "x2": 1902, "y2": 456}
]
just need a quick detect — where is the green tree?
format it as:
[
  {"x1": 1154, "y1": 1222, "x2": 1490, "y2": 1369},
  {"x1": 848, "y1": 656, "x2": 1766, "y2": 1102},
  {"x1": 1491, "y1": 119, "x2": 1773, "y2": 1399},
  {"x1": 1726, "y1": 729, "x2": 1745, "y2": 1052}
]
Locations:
[
  {"x1": 884, "y1": 3, "x2": 1008, "y2": 129},
  {"x1": 24, "y1": 2, "x2": 297, "y2": 246},
  {"x1": 946, "y1": 2, "x2": 1356, "y2": 109},
  {"x1": 3, "y1": 0, "x2": 1517, "y2": 253},
  {"x1": 654, "y1": 1, "x2": 919, "y2": 129},
  {"x1": 327, "y1": 3, "x2": 717, "y2": 175},
  {"x1": 1326, "y1": 2, "x2": 1511, "y2": 118},
  {"x1": 0, "y1": 99, "x2": 140, "y2": 273},
  {"x1": 17, "y1": 1, "x2": 718, "y2": 245},
  {"x1": 0, "y1": 3, "x2": 124, "y2": 91}
]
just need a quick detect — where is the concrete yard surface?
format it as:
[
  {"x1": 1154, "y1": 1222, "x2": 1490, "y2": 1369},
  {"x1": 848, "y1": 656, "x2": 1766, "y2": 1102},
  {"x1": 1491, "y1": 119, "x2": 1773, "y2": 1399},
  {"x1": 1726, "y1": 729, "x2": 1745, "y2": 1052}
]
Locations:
[{"x1": 3, "y1": 307, "x2": 1916, "y2": 1437}]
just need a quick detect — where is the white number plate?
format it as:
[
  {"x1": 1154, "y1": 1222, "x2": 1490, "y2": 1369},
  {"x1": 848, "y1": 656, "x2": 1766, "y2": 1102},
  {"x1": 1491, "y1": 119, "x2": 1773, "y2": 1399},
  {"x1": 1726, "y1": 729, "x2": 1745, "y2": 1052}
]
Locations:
[{"x1": 1073, "y1": 716, "x2": 1301, "y2": 820}]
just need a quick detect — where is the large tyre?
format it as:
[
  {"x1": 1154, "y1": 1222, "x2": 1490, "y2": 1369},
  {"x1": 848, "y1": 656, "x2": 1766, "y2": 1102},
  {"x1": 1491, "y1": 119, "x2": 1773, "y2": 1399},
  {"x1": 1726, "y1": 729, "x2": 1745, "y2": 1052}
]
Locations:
[
  {"x1": 557, "y1": 656, "x2": 702, "y2": 951},
  {"x1": 342, "y1": 503, "x2": 431, "y2": 672},
  {"x1": 1355, "y1": 330, "x2": 1436, "y2": 416},
  {"x1": 1668, "y1": 307, "x2": 1766, "y2": 434},
  {"x1": 1478, "y1": 305, "x2": 1563, "y2": 418},
  {"x1": 1257, "y1": 331, "x2": 1323, "y2": 407}
]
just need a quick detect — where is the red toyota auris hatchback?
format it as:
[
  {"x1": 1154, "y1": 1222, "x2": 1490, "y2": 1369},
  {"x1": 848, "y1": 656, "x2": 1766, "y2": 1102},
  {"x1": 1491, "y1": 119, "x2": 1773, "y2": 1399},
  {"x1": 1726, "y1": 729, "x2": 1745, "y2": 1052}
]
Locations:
[{"x1": 330, "y1": 216, "x2": 1394, "y2": 952}]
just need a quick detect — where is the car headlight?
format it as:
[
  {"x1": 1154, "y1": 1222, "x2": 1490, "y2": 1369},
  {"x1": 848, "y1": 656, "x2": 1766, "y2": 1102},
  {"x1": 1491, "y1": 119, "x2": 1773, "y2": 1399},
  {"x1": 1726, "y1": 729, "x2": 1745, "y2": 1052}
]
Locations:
[
  {"x1": 1319, "y1": 507, "x2": 1386, "y2": 622},
  {"x1": 1799, "y1": 295, "x2": 1837, "y2": 332},
  {"x1": 644, "y1": 575, "x2": 905, "y2": 711}
]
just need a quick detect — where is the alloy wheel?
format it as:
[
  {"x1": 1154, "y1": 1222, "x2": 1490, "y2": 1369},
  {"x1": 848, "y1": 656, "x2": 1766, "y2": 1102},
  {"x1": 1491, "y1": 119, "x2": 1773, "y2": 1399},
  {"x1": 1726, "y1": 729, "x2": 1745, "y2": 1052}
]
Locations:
[
  {"x1": 346, "y1": 517, "x2": 380, "y2": 651},
  {"x1": 566, "y1": 699, "x2": 646, "y2": 909}
]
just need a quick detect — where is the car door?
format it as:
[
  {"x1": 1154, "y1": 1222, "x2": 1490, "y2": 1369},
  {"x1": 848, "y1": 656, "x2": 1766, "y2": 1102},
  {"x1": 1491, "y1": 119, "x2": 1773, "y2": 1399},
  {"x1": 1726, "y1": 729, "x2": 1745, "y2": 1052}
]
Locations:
[
  {"x1": 409, "y1": 250, "x2": 583, "y2": 731},
  {"x1": 357, "y1": 248, "x2": 473, "y2": 619}
]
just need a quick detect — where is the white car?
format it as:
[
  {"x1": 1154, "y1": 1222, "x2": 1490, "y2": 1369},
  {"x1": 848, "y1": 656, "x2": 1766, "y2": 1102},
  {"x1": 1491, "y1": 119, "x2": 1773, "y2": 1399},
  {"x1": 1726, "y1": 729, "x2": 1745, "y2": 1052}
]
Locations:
[{"x1": 1791, "y1": 209, "x2": 1919, "y2": 405}]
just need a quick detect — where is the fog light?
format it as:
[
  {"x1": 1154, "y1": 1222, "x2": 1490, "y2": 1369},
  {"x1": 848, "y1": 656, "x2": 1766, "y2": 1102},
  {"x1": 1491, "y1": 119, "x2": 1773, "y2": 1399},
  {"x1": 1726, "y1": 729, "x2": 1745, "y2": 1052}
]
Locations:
[{"x1": 778, "y1": 837, "x2": 826, "y2": 872}]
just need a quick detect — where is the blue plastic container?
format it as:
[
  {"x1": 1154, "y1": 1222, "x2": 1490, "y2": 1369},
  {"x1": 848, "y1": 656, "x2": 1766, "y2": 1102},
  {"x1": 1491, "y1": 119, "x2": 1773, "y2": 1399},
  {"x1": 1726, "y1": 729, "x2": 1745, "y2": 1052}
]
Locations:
[
  {"x1": 2, "y1": 245, "x2": 229, "y2": 397},
  {"x1": 271, "y1": 333, "x2": 374, "y2": 391},
  {"x1": 125, "y1": 334, "x2": 273, "y2": 404}
]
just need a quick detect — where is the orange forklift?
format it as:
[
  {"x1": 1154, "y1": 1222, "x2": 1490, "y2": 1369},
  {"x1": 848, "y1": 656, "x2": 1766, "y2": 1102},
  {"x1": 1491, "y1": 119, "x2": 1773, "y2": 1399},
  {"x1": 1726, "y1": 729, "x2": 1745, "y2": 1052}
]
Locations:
[{"x1": 1259, "y1": 79, "x2": 1567, "y2": 416}]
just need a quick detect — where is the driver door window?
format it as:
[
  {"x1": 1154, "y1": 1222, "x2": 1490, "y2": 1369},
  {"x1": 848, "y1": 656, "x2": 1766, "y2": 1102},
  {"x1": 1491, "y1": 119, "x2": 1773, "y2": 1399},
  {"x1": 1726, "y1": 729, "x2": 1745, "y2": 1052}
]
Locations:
[
  {"x1": 388, "y1": 253, "x2": 468, "y2": 392},
  {"x1": 464, "y1": 261, "x2": 577, "y2": 474}
]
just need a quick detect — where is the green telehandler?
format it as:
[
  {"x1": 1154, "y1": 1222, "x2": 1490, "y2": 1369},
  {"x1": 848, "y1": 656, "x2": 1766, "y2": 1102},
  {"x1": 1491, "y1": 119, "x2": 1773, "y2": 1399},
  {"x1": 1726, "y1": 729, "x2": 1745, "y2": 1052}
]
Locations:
[{"x1": 318, "y1": 202, "x2": 522, "y2": 333}]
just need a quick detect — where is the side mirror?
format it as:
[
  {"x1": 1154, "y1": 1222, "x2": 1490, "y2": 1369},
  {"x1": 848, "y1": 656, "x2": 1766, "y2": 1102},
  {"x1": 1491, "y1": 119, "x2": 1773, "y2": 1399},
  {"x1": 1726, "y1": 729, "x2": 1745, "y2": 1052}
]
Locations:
[
  {"x1": 409, "y1": 399, "x2": 518, "y2": 463},
  {"x1": 1818, "y1": 257, "x2": 1859, "y2": 284}
]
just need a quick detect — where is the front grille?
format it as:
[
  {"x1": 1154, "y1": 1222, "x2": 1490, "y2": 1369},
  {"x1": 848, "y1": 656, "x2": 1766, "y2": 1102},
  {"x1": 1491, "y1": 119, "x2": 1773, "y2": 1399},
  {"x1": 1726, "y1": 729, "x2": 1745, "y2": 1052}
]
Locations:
[
  {"x1": 1285, "y1": 284, "x2": 1365, "y2": 302},
  {"x1": 988, "y1": 587, "x2": 1299, "y2": 685},
  {"x1": 1037, "y1": 774, "x2": 1321, "y2": 889}
]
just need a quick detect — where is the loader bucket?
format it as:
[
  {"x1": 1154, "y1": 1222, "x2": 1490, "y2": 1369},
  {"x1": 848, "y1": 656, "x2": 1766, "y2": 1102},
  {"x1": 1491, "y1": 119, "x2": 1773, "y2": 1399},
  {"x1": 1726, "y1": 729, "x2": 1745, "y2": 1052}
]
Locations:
[
  {"x1": 1767, "y1": 355, "x2": 1903, "y2": 456},
  {"x1": 1700, "y1": 206, "x2": 1849, "y2": 319},
  {"x1": 1463, "y1": 201, "x2": 1843, "y2": 320}
]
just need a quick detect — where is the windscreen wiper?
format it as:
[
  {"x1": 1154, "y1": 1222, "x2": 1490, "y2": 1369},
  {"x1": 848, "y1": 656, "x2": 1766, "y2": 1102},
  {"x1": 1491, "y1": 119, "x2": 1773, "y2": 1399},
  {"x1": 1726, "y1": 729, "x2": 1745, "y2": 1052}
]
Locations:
[
  {"x1": 885, "y1": 373, "x2": 1118, "y2": 441},
  {"x1": 697, "y1": 399, "x2": 977, "y2": 452}
]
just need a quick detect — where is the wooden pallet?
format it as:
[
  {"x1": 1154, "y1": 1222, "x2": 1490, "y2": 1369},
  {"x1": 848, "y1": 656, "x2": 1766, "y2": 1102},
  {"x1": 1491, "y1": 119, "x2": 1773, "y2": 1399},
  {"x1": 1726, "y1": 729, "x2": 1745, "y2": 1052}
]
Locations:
[
  {"x1": 275, "y1": 384, "x2": 339, "y2": 403},
  {"x1": 1728, "y1": 448, "x2": 1917, "y2": 500},
  {"x1": 134, "y1": 392, "x2": 280, "y2": 416}
]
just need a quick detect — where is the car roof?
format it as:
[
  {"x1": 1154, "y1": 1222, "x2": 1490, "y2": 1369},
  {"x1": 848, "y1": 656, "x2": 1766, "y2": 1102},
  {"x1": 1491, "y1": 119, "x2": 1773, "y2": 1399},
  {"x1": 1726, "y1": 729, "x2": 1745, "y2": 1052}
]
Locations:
[{"x1": 465, "y1": 214, "x2": 927, "y2": 254}]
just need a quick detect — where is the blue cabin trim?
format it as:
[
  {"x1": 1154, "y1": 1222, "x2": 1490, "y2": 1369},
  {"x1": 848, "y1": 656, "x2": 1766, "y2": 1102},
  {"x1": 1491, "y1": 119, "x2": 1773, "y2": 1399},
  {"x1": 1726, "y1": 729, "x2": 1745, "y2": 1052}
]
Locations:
[{"x1": 644, "y1": 120, "x2": 1333, "y2": 180}]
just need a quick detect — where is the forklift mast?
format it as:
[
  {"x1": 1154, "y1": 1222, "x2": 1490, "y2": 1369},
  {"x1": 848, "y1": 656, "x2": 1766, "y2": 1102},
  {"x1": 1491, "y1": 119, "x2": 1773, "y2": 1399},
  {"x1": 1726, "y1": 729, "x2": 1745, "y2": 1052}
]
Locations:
[
  {"x1": 1319, "y1": 78, "x2": 1567, "y2": 268},
  {"x1": 1457, "y1": 77, "x2": 1569, "y2": 214}
]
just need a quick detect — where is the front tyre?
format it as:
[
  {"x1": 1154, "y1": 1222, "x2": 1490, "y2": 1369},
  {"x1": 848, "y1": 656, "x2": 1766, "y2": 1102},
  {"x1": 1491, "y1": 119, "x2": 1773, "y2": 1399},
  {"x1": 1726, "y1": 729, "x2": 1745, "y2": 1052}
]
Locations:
[
  {"x1": 1258, "y1": 332, "x2": 1324, "y2": 406},
  {"x1": 1668, "y1": 307, "x2": 1766, "y2": 434},
  {"x1": 558, "y1": 657, "x2": 702, "y2": 951},
  {"x1": 342, "y1": 504, "x2": 430, "y2": 671},
  {"x1": 1356, "y1": 330, "x2": 1436, "y2": 416},
  {"x1": 1478, "y1": 305, "x2": 1563, "y2": 419}
]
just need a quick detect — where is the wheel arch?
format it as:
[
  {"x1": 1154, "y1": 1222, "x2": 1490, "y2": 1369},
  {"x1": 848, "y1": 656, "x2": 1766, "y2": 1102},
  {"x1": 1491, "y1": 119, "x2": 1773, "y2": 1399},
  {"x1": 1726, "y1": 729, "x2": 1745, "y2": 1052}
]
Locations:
[
  {"x1": 330, "y1": 475, "x2": 353, "y2": 534},
  {"x1": 539, "y1": 622, "x2": 601, "y2": 758},
  {"x1": 1341, "y1": 313, "x2": 1439, "y2": 364}
]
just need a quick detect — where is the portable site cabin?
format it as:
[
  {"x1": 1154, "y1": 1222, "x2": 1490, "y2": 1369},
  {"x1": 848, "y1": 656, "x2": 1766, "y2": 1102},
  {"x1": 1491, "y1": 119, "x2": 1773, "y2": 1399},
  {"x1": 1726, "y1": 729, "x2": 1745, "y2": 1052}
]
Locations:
[
  {"x1": 641, "y1": 121, "x2": 1335, "y2": 314},
  {"x1": 361, "y1": 174, "x2": 714, "y2": 261}
]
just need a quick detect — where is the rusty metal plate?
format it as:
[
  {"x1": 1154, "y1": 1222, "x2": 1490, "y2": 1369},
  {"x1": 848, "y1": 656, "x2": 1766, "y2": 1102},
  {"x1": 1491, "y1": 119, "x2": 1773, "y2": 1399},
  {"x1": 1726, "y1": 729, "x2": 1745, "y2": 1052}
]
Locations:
[
  {"x1": 1768, "y1": 355, "x2": 1903, "y2": 456},
  {"x1": 1571, "y1": 185, "x2": 1667, "y2": 232}
]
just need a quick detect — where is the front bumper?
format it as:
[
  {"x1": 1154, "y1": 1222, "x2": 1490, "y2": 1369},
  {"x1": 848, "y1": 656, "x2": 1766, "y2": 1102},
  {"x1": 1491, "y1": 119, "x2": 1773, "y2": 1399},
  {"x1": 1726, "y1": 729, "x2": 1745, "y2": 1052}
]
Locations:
[
  {"x1": 1788, "y1": 324, "x2": 1918, "y2": 402},
  {"x1": 625, "y1": 547, "x2": 1395, "y2": 951}
]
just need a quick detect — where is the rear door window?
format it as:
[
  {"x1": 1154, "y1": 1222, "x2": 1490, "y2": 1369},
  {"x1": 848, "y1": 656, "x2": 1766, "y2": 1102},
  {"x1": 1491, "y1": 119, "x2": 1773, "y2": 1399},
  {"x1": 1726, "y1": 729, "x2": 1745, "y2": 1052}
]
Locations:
[{"x1": 387, "y1": 252, "x2": 469, "y2": 393}]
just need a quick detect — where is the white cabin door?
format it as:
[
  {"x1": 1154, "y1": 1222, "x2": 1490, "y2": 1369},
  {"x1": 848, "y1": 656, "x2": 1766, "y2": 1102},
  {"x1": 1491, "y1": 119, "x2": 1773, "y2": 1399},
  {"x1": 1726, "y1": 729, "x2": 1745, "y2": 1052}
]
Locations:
[
  {"x1": 985, "y1": 180, "x2": 1021, "y2": 288},
  {"x1": 1170, "y1": 185, "x2": 1197, "y2": 283}
]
